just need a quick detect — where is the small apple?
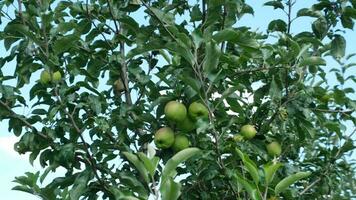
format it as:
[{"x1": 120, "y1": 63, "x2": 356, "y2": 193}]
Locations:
[
  {"x1": 240, "y1": 124, "x2": 257, "y2": 139},
  {"x1": 154, "y1": 127, "x2": 175, "y2": 149},
  {"x1": 177, "y1": 117, "x2": 196, "y2": 132},
  {"x1": 233, "y1": 134, "x2": 244, "y2": 142},
  {"x1": 172, "y1": 134, "x2": 190, "y2": 152},
  {"x1": 267, "y1": 141, "x2": 282, "y2": 157},
  {"x1": 52, "y1": 71, "x2": 62, "y2": 83},
  {"x1": 308, "y1": 65, "x2": 318, "y2": 74},
  {"x1": 188, "y1": 102, "x2": 209, "y2": 121},
  {"x1": 40, "y1": 70, "x2": 51, "y2": 85},
  {"x1": 164, "y1": 101, "x2": 187, "y2": 122},
  {"x1": 320, "y1": 94, "x2": 331, "y2": 103},
  {"x1": 114, "y1": 79, "x2": 125, "y2": 93}
]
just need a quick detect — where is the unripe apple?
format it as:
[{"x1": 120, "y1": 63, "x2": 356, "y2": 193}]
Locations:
[
  {"x1": 40, "y1": 70, "x2": 51, "y2": 85},
  {"x1": 267, "y1": 141, "x2": 282, "y2": 157},
  {"x1": 188, "y1": 102, "x2": 209, "y2": 121},
  {"x1": 154, "y1": 127, "x2": 175, "y2": 149},
  {"x1": 240, "y1": 124, "x2": 257, "y2": 139},
  {"x1": 320, "y1": 94, "x2": 331, "y2": 103},
  {"x1": 308, "y1": 65, "x2": 318, "y2": 74},
  {"x1": 114, "y1": 79, "x2": 125, "y2": 93},
  {"x1": 233, "y1": 134, "x2": 244, "y2": 142},
  {"x1": 177, "y1": 117, "x2": 196, "y2": 132},
  {"x1": 172, "y1": 134, "x2": 189, "y2": 152},
  {"x1": 52, "y1": 71, "x2": 62, "y2": 83},
  {"x1": 164, "y1": 101, "x2": 187, "y2": 122}
]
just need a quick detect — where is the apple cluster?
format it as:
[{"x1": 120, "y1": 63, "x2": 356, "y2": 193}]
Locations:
[
  {"x1": 40, "y1": 70, "x2": 62, "y2": 85},
  {"x1": 154, "y1": 101, "x2": 209, "y2": 152}
]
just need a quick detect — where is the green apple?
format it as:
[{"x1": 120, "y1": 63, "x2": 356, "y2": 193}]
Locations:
[
  {"x1": 154, "y1": 127, "x2": 175, "y2": 149},
  {"x1": 233, "y1": 134, "x2": 244, "y2": 142},
  {"x1": 177, "y1": 116, "x2": 196, "y2": 132},
  {"x1": 240, "y1": 124, "x2": 257, "y2": 139},
  {"x1": 188, "y1": 102, "x2": 209, "y2": 121},
  {"x1": 40, "y1": 70, "x2": 51, "y2": 85},
  {"x1": 172, "y1": 134, "x2": 189, "y2": 152},
  {"x1": 114, "y1": 79, "x2": 125, "y2": 93},
  {"x1": 164, "y1": 101, "x2": 187, "y2": 122},
  {"x1": 52, "y1": 71, "x2": 62, "y2": 83},
  {"x1": 267, "y1": 141, "x2": 282, "y2": 156},
  {"x1": 320, "y1": 94, "x2": 331, "y2": 103}
]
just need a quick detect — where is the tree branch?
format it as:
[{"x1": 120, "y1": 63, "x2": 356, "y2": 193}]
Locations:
[
  {"x1": 54, "y1": 88, "x2": 109, "y2": 192},
  {"x1": 0, "y1": 99, "x2": 48, "y2": 139}
]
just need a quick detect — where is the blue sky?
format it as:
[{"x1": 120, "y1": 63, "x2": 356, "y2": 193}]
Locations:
[{"x1": 0, "y1": 1, "x2": 355, "y2": 199}]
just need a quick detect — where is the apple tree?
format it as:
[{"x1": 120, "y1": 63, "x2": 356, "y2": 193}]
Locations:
[{"x1": 0, "y1": 0, "x2": 356, "y2": 199}]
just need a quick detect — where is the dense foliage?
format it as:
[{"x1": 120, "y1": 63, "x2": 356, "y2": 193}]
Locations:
[{"x1": 0, "y1": 0, "x2": 356, "y2": 199}]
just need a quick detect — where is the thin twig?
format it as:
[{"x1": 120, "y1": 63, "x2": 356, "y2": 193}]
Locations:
[
  {"x1": 0, "y1": 9, "x2": 13, "y2": 20},
  {"x1": 300, "y1": 178, "x2": 321, "y2": 195},
  {"x1": 311, "y1": 108, "x2": 354, "y2": 114}
]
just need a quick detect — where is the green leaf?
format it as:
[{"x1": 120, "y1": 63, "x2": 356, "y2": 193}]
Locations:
[
  {"x1": 203, "y1": 40, "x2": 221, "y2": 73},
  {"x1": 312, "y1": 17, "x2": 328, "y2": 39},
  {"x1": 178, "y1": 75, "x2": 201, "y2": 93},
  {"x1": 275, "y1": 171, "x2": 312, "y2": 194},
  {"x1": 12, "y1": 185, "x2": 34, "y2": 195},
  {"x1": 341, "y1": 14, "x2": 354, "y2": 29},
  {"x1": 233, "y1": 173, "x2": 262, "y2": 200},
  {"x1": 331, "y1": 35, "x2": 346, "y2": 59},
  {"x1": 53, "y1": 34, "x2": 78, "y2": 55},
  {"x1": 137, "y1": 152, "x2": 159, "y2": 177},
  {"x1": 69, "y1": 170, "x2": 92, "y2": 200},
  {"x1": 263, "y1": 162, "x2": 283, "y2": 185},
  {"x1": 213, "y1": 28, "x2": 260, "y2": 49},
  {"x1": 268, "y1": 19, "x2": 287, "y2": 32},
  {"x1": 235, "y1": 149, "x2": 260, "y2": 185},
  {"x1": 148, "y1": 7, "x2": 175, "y2": 25},
  {"x1": 166, "y1": 42, "x2": 195, "y2": 65},
  {"x1": 297, "y1": 8, "x2": 323, "y2": 18},
  {"x1": 264, "y1": 1, "x2": 284, "y2": 10},
  {"x1": 299, "y1": 56, "x2": 326, "y2": 67},
  {"x1": 122, "y1": 152, "x2": 149, "y2": 183},
  {"x1": 190, "y1": 4, "x2": 202, "y2": 22},
  {"x1": 108, "y1": 186, "x2": 141, "y2": 200},
  {"x1": 160, "y1": 177, "x2": 182, "y2": 200},
  {"x1": 161, "y1": 148, "x2": 200, "y2": 184}
]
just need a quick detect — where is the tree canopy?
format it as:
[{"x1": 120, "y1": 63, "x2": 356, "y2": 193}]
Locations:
[{"x1": 0, "y1": 0, "x2": 355, "y2": 199}]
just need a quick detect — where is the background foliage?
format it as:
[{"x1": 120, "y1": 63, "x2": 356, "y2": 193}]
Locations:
[{"x1": 0, "y1": 0, "x2": 356, "y2": 199}]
